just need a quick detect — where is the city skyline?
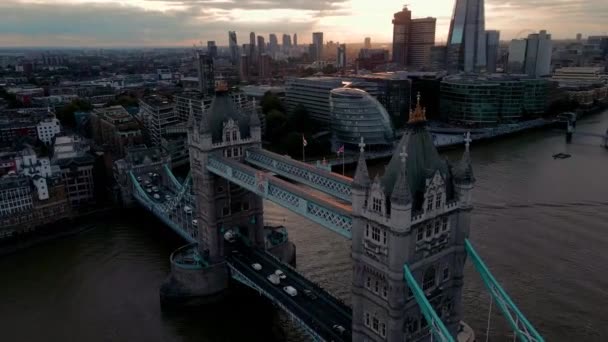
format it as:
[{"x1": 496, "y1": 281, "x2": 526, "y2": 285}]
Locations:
[{"x1": 0, "y1": 0, "x2": 606, "y2": 47}]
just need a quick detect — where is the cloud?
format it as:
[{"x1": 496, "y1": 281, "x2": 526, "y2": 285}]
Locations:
[{"x1": 0, "y1": 0, "x2": 350, "y2": 47}]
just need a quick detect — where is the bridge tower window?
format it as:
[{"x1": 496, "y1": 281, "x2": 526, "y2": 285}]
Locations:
[
  {"x1": 443, "y1": 265, "x2": 450, "y2": 281},
  {"x1": 225, "y1": 131, "x2": 231, "y2": 142},
  {"x1": 417, "y1": 227, "x2": 424, "y2": 241},
  {"x1": 435, "y1": 193, "x2": 442, "y2": 209},
  {"x1": 372, "y1": 197, "x2": 383, "y2": 213},
  {"x1": 426, "y1": 196, "x2": 433, "y2": 212},
  {"x1": 232, "y1": 130, "x2": 237, "y2": 141},
  {"x1": 442, "y1": 216, "x2": 449, "y2": 231},
  {"x1": 423, "y1": 266, "x2": 436, "y2": 291}
]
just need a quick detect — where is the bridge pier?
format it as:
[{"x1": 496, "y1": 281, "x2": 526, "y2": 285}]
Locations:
[{"x1": 160, "y1": 244, "x2": 229, "y2": 307}]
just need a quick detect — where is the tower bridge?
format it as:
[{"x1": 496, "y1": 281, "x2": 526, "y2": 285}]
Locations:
[{"x1": 116, "y1": 89, "x2": 544, "y2": 342}]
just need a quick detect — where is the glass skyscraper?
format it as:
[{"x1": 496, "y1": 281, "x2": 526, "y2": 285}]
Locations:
[{"x1": 446, "y1": 0, "x2": 486, "y2": 73}]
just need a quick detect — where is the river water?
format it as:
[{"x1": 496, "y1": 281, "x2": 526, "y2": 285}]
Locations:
[{"x1": 1, "y1": 110, "x2": 607, "y2": 342}]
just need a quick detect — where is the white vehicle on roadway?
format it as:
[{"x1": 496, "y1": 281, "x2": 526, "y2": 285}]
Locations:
[
  {"x1": 332, "y1": 324, "x2": 346, "y2": 335},
  {"x1": 224, "y1": 230, "x2": 236, "y2": 243},
  {"x1": 274, "y1": 269, "x2": 287, "y2": 280},
  {"x1": 192, "y1": 219, "x2": 198, "y2": 226},
  {"x1": 153, "y1": 194, "x2": 160, "y2": 199},
  {"x1": 283, "y1": 286, "x2": 298, "y2": 297},
  {"x1": 183, "y1": 206, "x2": 193, "y2": 214},
  {"x1": 251, "y1": 263, "x2": 262, "y2": 271},
  {"x1": 267, "y1": 273, "x2": 281, "y2": 285}
]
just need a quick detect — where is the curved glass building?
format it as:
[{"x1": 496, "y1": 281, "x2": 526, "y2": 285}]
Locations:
[{"x1": 330, "y1": 88, "x2": 394, "y2": 149}]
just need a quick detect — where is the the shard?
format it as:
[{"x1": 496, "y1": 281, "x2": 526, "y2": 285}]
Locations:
[{"x1": 446, "y1": 0, "x2": 486, "y2": 73}]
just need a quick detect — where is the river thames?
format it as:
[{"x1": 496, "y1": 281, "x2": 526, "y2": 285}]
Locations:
[{"x1": 1, "y1": 110, "x2": 607, "y2": 341}]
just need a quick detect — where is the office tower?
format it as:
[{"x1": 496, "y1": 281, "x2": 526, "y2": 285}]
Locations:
[
  {"x1": 409, "y1": 17, "x2": 436, "y2": 69},
  {"x1": 269, "y1": 34, "x2": 278, "y2": 54},
  {"x1": 242, "y1": 44, "x2": 252, "y2": 56},
  {"x1": 239, "y1": 54, "x2": 250, "y2": 81},
  {"x1": 308, "y1": 44, "x2": 317, "y2": 62},
  {"x1": 576, "y1": 33, "x2": 582, "y2": 41},
  {"x1": 446, "y1": 0, "x2": 486, "y2": 72},
  {"x1": 207, "y1": 41, "x2": 218, "y2": 59},
  {"x1": 337, "y1": 44, "x2": 346, "y2": 69},
  {"x1": 293, "y1": 33, "x2": 298, "y2": 47},
  {"x1": 507, "y1": 39, "x2": 527, "y2": 73},
  {"x1": 485, "y1": 30, "x2": 500, "y2": 73},
  {"x1": 228, "y1": 31, "x2": 238, "y2": 65},
  {"x1": 364, "y1": 37, "x2": 371, "y2": 49},
  {"x1": 524, "y1": 30, "x2": 552, "y2": 77},
  {"x1": 313, "y1": 32, "x2": 324, "y2": 61},
  {"x1": 258, "y1": 53, "x2": 272, "y2": 80},
  {"x1": 392, "y1": 6, "x2": 412, "y2": 66},
  {"x1": 249, "y1": 32, "x2": 256, "y2": 57},
  {"x1": 357, "y1": 48, "x2": 389, "y2": 71},
  {"x1": 196, "y1": 53, "x2": 215, "y2": 95},
  {"x1": 257, "y1": 36, "x2": 265, "y2": 56},
  {"x1": 282, "y1": 34, "x2": 292, "y2": 49},
  {"x1": 430, "y1": 45, "x2": 448, "y2": 70}
]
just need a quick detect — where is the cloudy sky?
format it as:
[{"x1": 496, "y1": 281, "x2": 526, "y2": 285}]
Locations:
[{"x1": 0, "y1": 0, "x2": 606, "y2": 47}]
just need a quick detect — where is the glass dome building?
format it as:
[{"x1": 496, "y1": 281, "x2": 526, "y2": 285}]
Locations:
[{"x1": 330, "y1": 87, "x2": 394, "y2": 150}]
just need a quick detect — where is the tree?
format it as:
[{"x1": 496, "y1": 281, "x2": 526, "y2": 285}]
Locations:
[
  {"x1": 265, "y1": 109, "x2": 288, "y2": 145},
  {"x1": 260, "y1": 91, "x2": 284, "y2": 114},
  {"x1": 287, "y1": 104, "x2": 313, "y2": 134},
  {"x1": 57, "y1": 99, "x2": 92, "y2": 128}
]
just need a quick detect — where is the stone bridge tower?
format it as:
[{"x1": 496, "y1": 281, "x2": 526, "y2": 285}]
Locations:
[{"x1": 351, "y1": 96, "x2": 475, "y2": 341}]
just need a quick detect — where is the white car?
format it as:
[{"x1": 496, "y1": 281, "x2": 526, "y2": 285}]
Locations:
[
  {"x1": 251, "y1": 263, "x2": 262, "y2": 271},
  {"x1": 267, "y1": 274, "x2": 280, "y2": 285},
  {"x1": 274, "y1": 270, "x2": 287, "y2": 280},
  {"x1": 332, "y1": 325, "x2": 346, "y2": 335},
  {"x1": 192, "y1": 219, "x2": 198, "y2": 226},
  {"x1": 183, "y1": 206, "x2": 193, "y2": 214},
  {"x1": 153, "y1": 194, "x2": 160, "y2": 199},
  {"x1": 283, "y1": 286, "x2": 298, "y2": 297},
  {"x1": 224, "y1": 230, "x2": 236, "y2": 243}
]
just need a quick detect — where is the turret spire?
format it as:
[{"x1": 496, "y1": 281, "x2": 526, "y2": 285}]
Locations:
[
  {"x1": 353, "y1": 136, "x2": 370, "y2": 188},
  {"x1": 454, "y1": 131, "x2": 474, "y2": 183},
  {"x1": 408, "y1": 92, "x2": 427, "y2": 124},
  {"x1": 391, "y1": 144, "x2": 412, "y2": 205}
]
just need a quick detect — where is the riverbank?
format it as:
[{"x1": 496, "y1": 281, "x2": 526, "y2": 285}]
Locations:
[{"x1": 0, "y1": 206, "x2": 122, "y2": 256}]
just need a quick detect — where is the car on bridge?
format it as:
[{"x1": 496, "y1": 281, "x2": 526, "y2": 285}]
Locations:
[
  {"x1": 251, "y1": 263, "x2": 262, "y2": 271},
  {"x1": 303, "y1": 289, "x2": 318, "y2": 300},
  {"x1": 332, "y1": 324, "x2": 346, "y2": 336},
  {"x1": 274, "y1": 269, "x2": 286, "y2": 280},
  {"x1": 283, "y1": 286, "x2": 298, "y2": 297},
  {"x1": 183, "y1": 206, "x2": 193, "y2": 214},
  {"x1": 267, "y1": 273, "x2": 281, "y2": 285}
]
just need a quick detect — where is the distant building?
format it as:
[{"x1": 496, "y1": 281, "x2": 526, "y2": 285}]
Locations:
[
  {"x1": 507, "y1": 39, "x2": 528, "y2": 73},
  {"x1": 269, "y1": 34, "x2": 279, "y2": 54},
  {"x1": 257, "y1": 36, "x2": 266, "y2": 57},
  {"x1": 282, "y1": 34, "x2": 292, "y2": 50},
  {"x1": 446, "y1": 0, "x2": 487, "y2": 72},
  {"x1": 364, "y1": 37, "x2": 372, "y2": 49},
  {"x1": 139, "y1": 95, "x2": 177, "y2": 146},
  {"x1": 485, "y1": 30, "x2": 500, "y2": 73},
  {"x1": 55, "y1": 155, "x2": 95, "y2": 207},
  {"x1": 53, "y1": 135, "x2": 90, "y2": 160},
  {"x1": 313, "y1": 32, "x2": 324, "y2": 61},
  {"x1": 441, "y1": 74, "x2": 548, "y2": 125},
  {"x1": 36, "y1": 116, "x2": 61, "y2": 145},
  {"x1": 409, "y1": 18, "x2": 436, "y2": 69},
  {"x1": 249, "y1": 32, "x2": 256, "y2": 58},
  {"x1": 228, "y1": 31, "x2": 238, "y2": 64},
  {"x1": 392, "y1": 6, "x2": 412, "y2": 66},
  {"x1": 0, "y1": 176, "x2": 33, "y2": 217},
  {"x1": 207, "y1": 41, "x2": 218, "y2": 58},
  {"x1": 330, "y1": 88, "x2": 394, "y2": 150},
  {"x1": 196, "y1": 52, "x2": 215, "y2": 96},
  {"x1": 90, "y1": 106, "x2": 143, "y2": 157},
  {"x1": 258, "y1": 54, "x2": 272, "y2": 80},
  {"x1": 239, "y1": 54, "x2": 251, "y2": 81},
  {"x1": 293, "y1": 33, "x2": 298, "y2": 47},
  {"x1": 551, "y1": 67, "x2": 608, "y2": 87},
  {"x1": 430, "y1": 45, "x2": 447, "y2": 70},
  {"x1": 524, "y1": 30, "x2": 553, "y2": 77},
  {"x1": 174, "y1": 92, "x2": 213, "y2": 125},
  {"x1": 576, "y1": 33, "x2": 582, "y2": 41},
  {"x1": 337, "y1": 44, "x2": 347, "y2": 70},
  {"x1": 357, "y1": 49, "x2": 389, "y2": 71}
]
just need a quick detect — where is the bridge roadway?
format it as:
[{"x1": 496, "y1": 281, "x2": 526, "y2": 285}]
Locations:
[{"x1": 226, "y1": 240, "x2": 352, "y2": 342}]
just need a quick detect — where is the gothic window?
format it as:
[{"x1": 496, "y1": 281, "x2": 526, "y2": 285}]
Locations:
[
  {"x1": 425, "y1": 224, "x2": 432, "y2": 238},
  {"x1": 365, "y1": 223, "x2": 370, "y2": 238},
  {"x1": 435, "y1": 193, "x2": 442, "y2": 209},
  {"x1": 372, "y1": 197, "x2": 383, "y2": 213},
  {"x1": 382, "y1": 284, "x2": 388, "y2": 299},
  {"x1": 232, "y1": 130, "x2": 237, "y2": 141},
  {"x1": 423, "y1": 267, "x2": 436, "y2": 291},
  {"x1": 417, "y1": 227, "x2": 424, "y2": 241},
  {"x1": 434, "y1": 220, "x2": 440, "y2": 234},
  {"x1": 374, "y1": 279, "x2": 379, "y2": 293},
  {"x1": 225, "y1": 131, "x2": 230, "y2": 142},
  {"x1": 239, "y1": 147, "x2": 243, "y2": 155},
  {"x1": 366, "y1": 276, "x2": 371, "y2": 289},
  {"x1": 233, "y1": 147, "x2": 239, "y2": 157},
  {"x1": 364, "y1": 312, "x2": 370, "y2": 327},
  {"x1": 380, "y1": 323, "x2": 386, "y2": 338},
  {"x1": 426, "y1": 197, "x2": 433, "y2": 212},
  {"x1": 443, "y1": 265, "x2": 450, "y2": 281},
  {"x1": 226, "y1": 149, "x2": 232, "y2": 157},
  {"x1": 382, "y1": 230, "x2": 387, "y2": 245},
  {"x1": 372, "y1": 317, "x2": 379, "y2": 332},
  {"x1": 442, "y1": 216, "x2": 449, "y2": 231},
  {"x1": 371, "y1": 226, "x2": 381, "y2": 243}
]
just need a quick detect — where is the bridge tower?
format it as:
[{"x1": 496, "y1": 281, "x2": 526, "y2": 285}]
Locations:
[
  {"x1": 162, "y1": 85, "x2": 266, "y2": 303},
  {"x1": 351, "y1": 95, "x2": 475, "y2": 341}
]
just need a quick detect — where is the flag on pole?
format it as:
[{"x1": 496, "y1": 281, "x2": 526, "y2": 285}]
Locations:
[
  {"x1": 302, "y1": 135, "x2": 308, "y2": 147},
  {"x1": 336, "y1": 145, "x2": 345, "y2": 155}
]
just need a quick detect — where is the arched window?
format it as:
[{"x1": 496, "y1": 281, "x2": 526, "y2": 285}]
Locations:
[{"x1": 423, "y1": 266, "x2": 436, "y2": 291}]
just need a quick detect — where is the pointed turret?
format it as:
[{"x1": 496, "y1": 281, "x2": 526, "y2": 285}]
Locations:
[
  {"x1": 187, "y1": 101, "x2": 196, "y2": 129},
  {"x1": 453, "y1": 132, "x2": 475, "y2": 184},
  {"x1": 390, "y1": 145, "x2": 412, "y2": 206},
  {"x1": 353, "y1": 137, "x2": 370, "y2": 189},
  {"x1": 249, "y1": 99, "x2": 261, "y2": 127}
]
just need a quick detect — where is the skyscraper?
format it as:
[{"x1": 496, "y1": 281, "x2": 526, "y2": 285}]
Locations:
[
  {"x1": 239, "y1": 54, "x2": 250, "y2": 81},
  {"x1": 269, "y1": 34, "x2": 278, "y2": 54},
  {"x1": 446, "y1": 0, "x2": 486, "y2": 72},
  {"x1": 409, "y1": 17, "x2": 436, "y2": 69},
  {"x1": 507, "y1": 39, "x2": 527, "y2": 73},
  {"x1": 485, "y1": 30, "x2": 500, "y2": 73},
  {"x1": 524, "y1": 30, "x2": 552, "y2": 77},
  {"x1": 336, "y1": 44, "x2": 346, "y2": 70},
  {"x1": 257, "y1": 36, "x2": 265, "y2": 56},
  {"x1": 282, "y1": 34, "x2": 292, "y2": 50},
  {"x1": 293, "y1": 33, "x2": 298, "y2": 47},
  {"x1": 196, "y1": 53, "x2": 215, "y2": 95},
  {"x1": 392, "y1": 6, "x2": 412, "y2": 66},
  {"x1": 207, "y1": 41, "x2": 217, "y2": 59},
  {"x1": 258, "y1": 53, "x2": 272, "y2": 80},
  {"x1": 364, "y1": 37, "x2": 371, "y2": 49},
  {"x1": 249, "y1": 32, "x2": 256, "y2": 58},
  {"x1": 312, "y1": 32, "x2": 324, "y2": 61},
  {"x1": 228, "y1": 31, "x2": 238, "y2": 65}
]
